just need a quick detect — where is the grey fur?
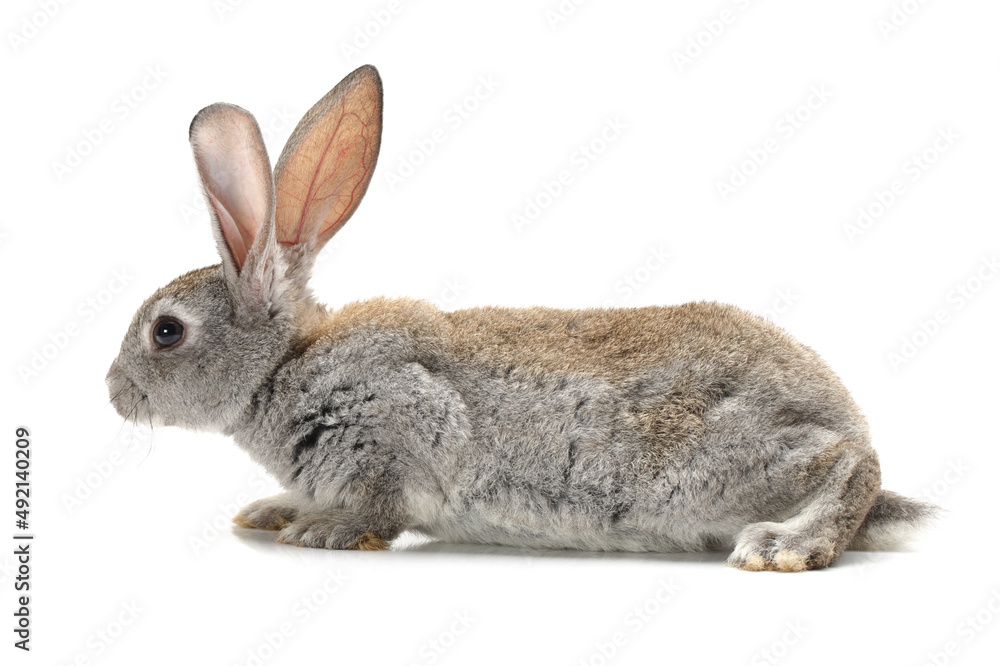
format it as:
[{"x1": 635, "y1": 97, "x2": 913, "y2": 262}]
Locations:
[{"x1": 106, "y1": 66, "x2": 939, "y2": 570}]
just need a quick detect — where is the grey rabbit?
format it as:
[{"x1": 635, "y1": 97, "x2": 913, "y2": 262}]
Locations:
[{"x1": 107, "y1": 65, "x2": 939, "y2": 571}]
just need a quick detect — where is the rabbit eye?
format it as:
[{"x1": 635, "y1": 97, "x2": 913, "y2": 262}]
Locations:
[{"x1": 152, "y1": 317, "x2": 185, "y2": 349}]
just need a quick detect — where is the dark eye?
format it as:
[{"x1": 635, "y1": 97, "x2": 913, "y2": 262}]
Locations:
[{"x1": 152, "y1": 317, "x2": 185, "y2": 349}]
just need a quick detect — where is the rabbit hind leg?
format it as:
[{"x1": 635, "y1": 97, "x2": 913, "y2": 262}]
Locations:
[{"x1": 727, "y1": 439, "x2": 881, "y2": 572}]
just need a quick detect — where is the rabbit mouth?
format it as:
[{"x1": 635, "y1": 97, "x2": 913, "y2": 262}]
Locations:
[
  {"x1": 106, "y1": 365, "x2": 155, "y2": 427},
  {"x1": 110, "y1": 382, "x2": 151, "y2": 425}
]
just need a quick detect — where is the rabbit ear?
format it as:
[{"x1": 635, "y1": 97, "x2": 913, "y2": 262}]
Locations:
[
  {"x1": 273, "y1": 65, "x2": 382, "y2": 260},
  {"x1": 189, "y1": 103, "x2": 275, "y2": 274},
  {"x1": 190, "y1": 104, "x2": 286, "y2": 315}
]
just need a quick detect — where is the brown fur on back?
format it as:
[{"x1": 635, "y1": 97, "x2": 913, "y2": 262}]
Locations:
[
  {"x1": 303, "y1": 297, "x2": 818, "y2": 385},
  {"x1": 297, "y1": 297, "x2": 848, "y2": 464}
]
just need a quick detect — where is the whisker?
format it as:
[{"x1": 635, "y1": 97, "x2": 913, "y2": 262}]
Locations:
[
  {"x1": 125, "y1": 395, "x2": 144, "y2": 451},
  {"x1": 113, "y1": 392, "x2": 143, "y2": 447},
  {"x1": 105, "y1": 383, "x2": 129, "y2": 408},
  {"x1": 137, "y1": 400, "x2": 156, "y2": 467},
  {"x1": 112, "y1": 412, "x2": 131, "y2": 445}
]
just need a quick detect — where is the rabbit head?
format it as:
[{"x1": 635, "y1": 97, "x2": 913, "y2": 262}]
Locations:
[{"x1": 106, "y1": 66, "x2": 383, "y2": 432}]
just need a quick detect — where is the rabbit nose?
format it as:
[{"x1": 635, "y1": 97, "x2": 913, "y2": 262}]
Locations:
[{"x1": 105, "y1": 358, "x2": 125, "y2": 392}]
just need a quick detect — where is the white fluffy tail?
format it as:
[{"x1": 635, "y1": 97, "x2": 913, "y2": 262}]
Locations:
[{"x1": 848, "y1": 490, "x2": 942, "y2": 550}]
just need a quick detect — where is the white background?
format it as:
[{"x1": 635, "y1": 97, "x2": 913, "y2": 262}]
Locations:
[{"x1": 3, "y1": 0, "x2": 999, "y2": 664}]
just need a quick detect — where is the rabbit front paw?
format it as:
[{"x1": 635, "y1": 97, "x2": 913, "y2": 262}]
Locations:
[
  {"x1": 275, "y1": 512, "x2": 391, "y2": 551},
  {"x1": 233, "y1": 493, "x2": 303, "y2": 530},
  {"x1": 727, "y1": 522, "x2": 836, "y2": 572}
]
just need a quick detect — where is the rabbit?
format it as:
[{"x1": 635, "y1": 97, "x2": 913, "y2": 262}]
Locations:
[{"x1": 106, "y1": 65, "x2": 940, "y2": 571}]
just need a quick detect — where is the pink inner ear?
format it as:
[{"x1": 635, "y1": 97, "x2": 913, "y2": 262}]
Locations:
[
  {"x1": 203, "y1": 138, "x2": 268, "y2": 270},
  {"x1": 192, "y1": 105, "x2": 272, "y2": 272},
  {"x1": 207, "y1": 190, "x2": 250, "y2": 268}
]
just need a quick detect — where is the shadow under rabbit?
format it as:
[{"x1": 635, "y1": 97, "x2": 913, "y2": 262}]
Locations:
[
  {"x1": 230, "y1": 525, "x2": 925, "y2": 572},
  {"x1": 231, "y1": 526, "x2": 736, "y2": 566}
]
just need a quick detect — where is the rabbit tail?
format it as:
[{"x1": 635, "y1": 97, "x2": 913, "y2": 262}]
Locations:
[{"x1": 848, "y1": 490, "x2": 942, "y2": 550}]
